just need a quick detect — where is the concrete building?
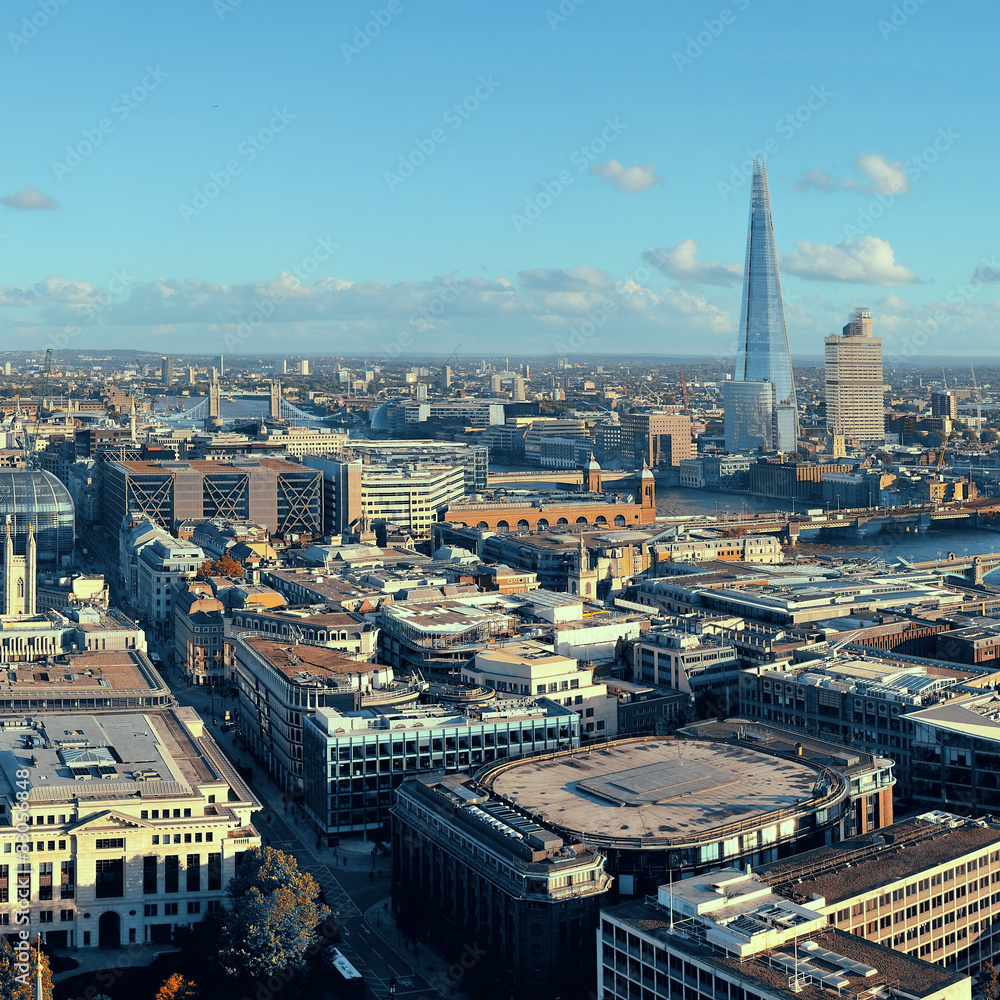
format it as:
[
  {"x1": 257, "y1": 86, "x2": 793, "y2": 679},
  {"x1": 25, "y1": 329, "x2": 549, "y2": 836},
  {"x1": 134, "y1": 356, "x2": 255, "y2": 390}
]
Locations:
[
  {"x1": 738, "y1": 653, "x2": 1000, "y2": 800},
  {"x1": 477, "y1": 724, "x2": 895, "y2": 895},
  {"x1": 759, "y1": 811, "x2": 1000, "y2": 973},
  {"x1": 233, "y1": 635, "x2": 414, "y2": 795},
  {"x1": 393, "y1": 774, "x2": 611, "y2": 1000},
  {"x1": 825, "y1": 308, "x2": 885, "y2": 445},
  {"x1": 135, "y1": 530, "x2": 205, "y2": 625},
  {"x1": 377, "y1": 598, "x2": 518, "y2": 679},
  {"x1": 599, "y1": 867, "x2": 968, "y2": 1000},
  {"x1": 102, "y1": 459, "x2": 322, "y2": 539},
  {"x1": 620, "y1": 410, "x2": 694, "y2": 468},
  {"x1": 0, "y1": 705, "x2": 260, "y2": 949},
  {"x1": 303, "y1": 697, "x2": 581, "y2": 835},
  {"x1": 931, "y1": 389, "x2": 959, "y2": 420},
  {"x1": 462, "y1": 639, "x2": 617, "y2": 738},
  {"x1": 331, "y1": 440, "x2": 488, "y2": 491},
  {"x1": 632, "y1": 627, "x2": 741, "y2": 710},
  {"x1": 174, "y1": 583, "x2": 227, "y2": 686}
]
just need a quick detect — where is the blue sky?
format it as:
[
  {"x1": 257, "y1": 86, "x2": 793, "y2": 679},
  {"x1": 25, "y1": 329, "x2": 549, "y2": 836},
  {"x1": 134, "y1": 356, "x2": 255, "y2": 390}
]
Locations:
[{"x1": 1, "y1": 0, "x2": 997, "y2": 361}]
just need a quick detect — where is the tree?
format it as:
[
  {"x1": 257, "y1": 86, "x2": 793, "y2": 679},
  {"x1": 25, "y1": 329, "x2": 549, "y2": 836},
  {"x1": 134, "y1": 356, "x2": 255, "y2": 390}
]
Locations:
[
  {"x1": 155, "y1": 974, "x2": 199, "y2": 1000},
  {"x1": 0, "y1": 937, "x2": 53, "y2": 1000},
  {"x1": 219, "y1": 846, "x2": 330, "y2": 980},
  {"x1": 983, "y1": 963, "x2": 999, "y2": 1000},
  {"x1": 196, "y1": 555, "x2": 244, "y2": 581}
]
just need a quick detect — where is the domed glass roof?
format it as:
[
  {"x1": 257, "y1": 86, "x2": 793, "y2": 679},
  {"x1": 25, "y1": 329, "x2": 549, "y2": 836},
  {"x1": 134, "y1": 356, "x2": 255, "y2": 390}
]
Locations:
[{"x1": 0, "y1": 469, "x2": 75, "y2": 563}]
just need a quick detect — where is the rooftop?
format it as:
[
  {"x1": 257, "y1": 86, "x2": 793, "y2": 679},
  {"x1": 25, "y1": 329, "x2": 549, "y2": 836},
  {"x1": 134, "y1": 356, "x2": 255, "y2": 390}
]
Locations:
[
  {"x1": 0, "y1": 649, "x2": 166, "y2": 696},
  {"x1": 758, "y1": 812, "x2": 1000, "y2": 904},
  {"x1": 486, "y1": 737, "x2": 840, "y2": 849},
  {"x1": 242, "y1": 637, "x2": 382, "y2": 680}
]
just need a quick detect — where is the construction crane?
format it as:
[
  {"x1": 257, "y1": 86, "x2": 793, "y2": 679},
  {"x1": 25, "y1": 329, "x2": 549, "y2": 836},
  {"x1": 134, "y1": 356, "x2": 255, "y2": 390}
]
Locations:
[
  {"x1": 936, "y1": 427, "x2": 952, "y2": 472},
  {"x1": 39, "y1": 348, "x2": 53, "y2": 418},
  {"x1": 678, "y1": 368, "x2": 695, "y2": 439},
  {"x1": 444, "y1": 343, "x2": 461, "y2": 368},
  {"x1": 970, "y1": 363, "x2": 983, "y2": 429}
]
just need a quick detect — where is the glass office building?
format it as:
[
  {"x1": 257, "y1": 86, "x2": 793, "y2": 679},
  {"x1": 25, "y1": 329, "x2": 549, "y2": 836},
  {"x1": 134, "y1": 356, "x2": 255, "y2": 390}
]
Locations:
[{"x1": 733, "y1": 159, "x2": 798, "y2": 453}]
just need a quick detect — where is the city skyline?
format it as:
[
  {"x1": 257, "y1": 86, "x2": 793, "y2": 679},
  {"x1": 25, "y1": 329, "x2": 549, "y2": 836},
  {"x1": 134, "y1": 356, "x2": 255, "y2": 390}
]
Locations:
[{"x1": 1, "y1": 1, "x2": 997, "y2": 359}]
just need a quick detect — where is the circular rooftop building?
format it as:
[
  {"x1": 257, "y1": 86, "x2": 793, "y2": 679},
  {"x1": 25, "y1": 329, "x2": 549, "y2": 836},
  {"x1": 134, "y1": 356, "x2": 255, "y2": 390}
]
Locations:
[
  {"x1": 479, "y1": 736, "x2": 853, "y2": 895},
  {"x1": 0, "y1": 469, "x2": 75, "y2": 564}
]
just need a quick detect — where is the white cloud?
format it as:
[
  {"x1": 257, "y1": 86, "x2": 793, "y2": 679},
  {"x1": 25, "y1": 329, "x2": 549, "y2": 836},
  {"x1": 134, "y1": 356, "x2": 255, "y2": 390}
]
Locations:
[
  {"x1": 781, "y1": 237, "x2": 919, "y2": 286},
  {"x1": 644, "y1": 239, "x2": 742, "y2": 286},
  {"x1": 792, "y1": 167, "x2": 837, "y2": 193},
  {"x1": 589, "y1": 160, "x2": 661, "y2": 193},
  {"x1": 854, "y1": 153, "x2": 909, "y2": 195},
  {"x1": 1, "y1": 185, "x2": 59, "y2": 211}
]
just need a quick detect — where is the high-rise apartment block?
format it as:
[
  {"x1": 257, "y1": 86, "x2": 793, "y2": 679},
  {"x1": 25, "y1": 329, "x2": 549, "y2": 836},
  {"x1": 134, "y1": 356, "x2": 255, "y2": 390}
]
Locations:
[
  {"x1": 727, "y1": 159, "x2": 798, "y2": 453},
  {"x1": 825, "y1": 308, "x2": 885, "y2": 444},
  {"x1": 931, "y1": 389, "x2": 958, "y2": 420}
]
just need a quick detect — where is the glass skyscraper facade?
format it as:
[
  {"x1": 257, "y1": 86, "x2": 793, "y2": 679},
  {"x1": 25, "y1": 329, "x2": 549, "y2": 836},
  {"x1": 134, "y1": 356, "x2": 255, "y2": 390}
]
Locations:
[{"x1": 732, "y1": 158, "x2": 798, "y2": 453}]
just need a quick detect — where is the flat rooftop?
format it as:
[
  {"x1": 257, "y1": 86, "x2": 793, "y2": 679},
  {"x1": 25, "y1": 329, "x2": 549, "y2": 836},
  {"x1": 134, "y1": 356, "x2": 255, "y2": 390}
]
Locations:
[
  {"x1": 110, "y1": 458, "x2": 309, "y2": 473},
  {"x1": 488, "y1": 738, "x2": 831, "y2": 847},
  {"x1": 0, "y1": 649, "x2": 166, "y2": 695},
  {"x1": 0, "y1": 708, "x2": 253, "y2": 803},
  {"x1": 242, "y1": 637, "x2": 380, "y2": 679},
  {"x1": 759, "y1": 813, "x2": 1000, "y2": 905},
  {"x1": 606, "y1": 905, "x2": 963, "y2": 1000}
]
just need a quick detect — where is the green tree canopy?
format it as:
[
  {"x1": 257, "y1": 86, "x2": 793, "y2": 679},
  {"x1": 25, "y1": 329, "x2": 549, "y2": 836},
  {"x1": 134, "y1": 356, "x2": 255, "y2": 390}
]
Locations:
[{"x1": 219, "y1": 846, "x2": 330, "y2": 981}]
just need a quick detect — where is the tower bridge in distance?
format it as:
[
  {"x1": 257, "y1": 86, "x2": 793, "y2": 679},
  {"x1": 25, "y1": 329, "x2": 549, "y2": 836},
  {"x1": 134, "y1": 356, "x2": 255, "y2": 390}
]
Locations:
[{"x1": 164, "y1": 379, "x2": 317, "y2": 424}]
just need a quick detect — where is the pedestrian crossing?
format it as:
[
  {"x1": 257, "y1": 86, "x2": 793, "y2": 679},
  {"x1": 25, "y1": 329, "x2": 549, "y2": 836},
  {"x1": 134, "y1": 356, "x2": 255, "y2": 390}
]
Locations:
[{"x1": 305, "y1": 862, "x2": 360, "y2": 919}]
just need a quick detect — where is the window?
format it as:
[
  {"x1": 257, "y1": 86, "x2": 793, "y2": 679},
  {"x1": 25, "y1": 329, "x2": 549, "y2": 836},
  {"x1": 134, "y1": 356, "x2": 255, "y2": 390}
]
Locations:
[
  {"x1": 96, "y1": 838, "x2": 125, "y2": 851},
  {"x1": 0, "y1": 866, "x2": 7, "y2": 903},
  {"x1": 187, "y1": 902, "x2": 201, "y2": 915},
  {"x1": 38, "y1": 863, "x2": 52, "y2": 901},
  {"x1": 95, "y1": 859, "x2": 124, "y2": 899},
  {"x1": 164, "y1": 902, "x2": 178, "y2": 916},
  {"x1": 60, "y1": 861, "x2": 74, "y2": 899},
  {"x1": 208, "y1": 853, "x2": 222, "y2": 892},
  {"x1": 60, "y1": 910, "x2": 73, "y2": 922},
  {"x1": 165, "y1": 856, "x2": 179, "y2": 894},
  {"x1": 187, "y1": 855, "x2": 200, "y2": 893},
  {"x1": 38, "y1": 911, "x2": 53, "y2": 924},
  {"x1": 144, "y1": 904, "x2": 158, "y2": 917},
  {"x1": 144, "y1": 856, "x2": 158, "y2": 895}
]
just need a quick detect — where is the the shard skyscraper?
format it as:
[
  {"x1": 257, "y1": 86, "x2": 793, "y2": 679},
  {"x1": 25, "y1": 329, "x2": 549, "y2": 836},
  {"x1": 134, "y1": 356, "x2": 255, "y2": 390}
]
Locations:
[{"x1": 725, "y1": 158, "x2": 799, "y2": 454}]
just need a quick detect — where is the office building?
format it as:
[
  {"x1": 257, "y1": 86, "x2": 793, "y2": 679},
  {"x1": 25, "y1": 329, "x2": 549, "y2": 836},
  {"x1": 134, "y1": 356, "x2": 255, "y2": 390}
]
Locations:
[
  {"x1": 174, "y1": 582, "x2": 227, "y2": 686},
  {"x1": 477, "y1": 725, "x2": 894, "y2": 895},
  {"x1": 303, "y1": 697, "x2": 581, "y2": 835},
  {"x1": 621, "y1": 410, "x2": 694, "y2": 468},
  {"x1": 135, "y1": 529, "x2": 205, "y2": 624},
  {"x1": 461, "y1": 639, "x2": 617, "y2": 737},
  {"x1": 0, "y1": 705, "x2": 260, "y2": 949},
  {"x1": 393, "y1": 774, "x2": 611, "y2": 1000},
  {"x1": 102, "y1": 459, "x2": 322, "y2": 539},
  {"x1": 931, "y1": 389, "x2": 959, "y2": 420},
  {"x1": 759, "y1": 811, "x2": 1000, "y2": 973},
  {"x1": 732, "y1": 159, "x2": 798, "y2": 453},
  {"x1": 825, "y1": 308, "x2": 885, "y2": 444},
  {"x1": 160, "y1": 356, "x2": 174, "y2": 386},
  {"x1": 723, "y1": 380, "x2": 775, "y2": 452},
  {"x1": 738, "y1": 652, "x2": 1000, "y2": 801},
  {"x1": 599, "y1": 868, "x2": 968, "y2": 1000},
  {"x1": 334, "y1": 440, "x2": 488, "y2": 491}
]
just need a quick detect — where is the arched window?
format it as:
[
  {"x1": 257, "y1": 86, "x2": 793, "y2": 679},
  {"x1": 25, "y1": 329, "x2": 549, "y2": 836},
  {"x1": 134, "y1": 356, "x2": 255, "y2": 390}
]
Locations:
[
  {"x1": 516, "y1": 519, "x2": 530, "y2": 532},
  {"x1": 595, "y1": 515, "x2": 608, "y2": 526},
  {"x1": 477, "y1": 521, "x2": 489, "y2": 531},
  {"x1": 557, "y1": 517, "x2": 569, "y2": 526},
  {"x1": 496, "y1": 520, "x2": 510, "y2": 533},
  {"x1": 536, "y1": 518, "x2": 549, "y2": 531},
  {"x1": 614, "y1": 514, "x2": 626, "y2": 527},
  {"x1": 16, "y1": 578, "x2": 23, "y2": 598},
  {"x1": 576, "y1": 517, "x2": 588, "y2": 526}
]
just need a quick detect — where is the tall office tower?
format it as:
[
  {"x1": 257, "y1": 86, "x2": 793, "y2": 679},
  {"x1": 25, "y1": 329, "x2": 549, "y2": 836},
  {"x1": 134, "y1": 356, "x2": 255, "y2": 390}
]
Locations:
[
  {"x1": 824, "y1": 308, "x2": 885, "y2": 444},
  {"x1": 440, "y1": 365, "x2": 452, "y2": 389},
  {"x1": 513, "y1": 377, "x2": 526, "y2": 401},
  {"x1": 730, "y1": 158, "x2": 798, "y2": 453},
  {"x1": 161, "y1": 356, "x2": 174, "y2": 386},
  {"x1": 415, "y1": 382, "x2": 428, "y2": 401},
  {"x1": 299, "y1": 359, "x2": 310, "y2": 376},
  {"x1": 930, "y1": 389, "x2": 958, "y2": 420},
  {"x1": 282, "y1": 359, "x2": 289, "y2": 375},
  {"x1": 218, "y1": 354, "x2": 224, "y2": 376}
]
